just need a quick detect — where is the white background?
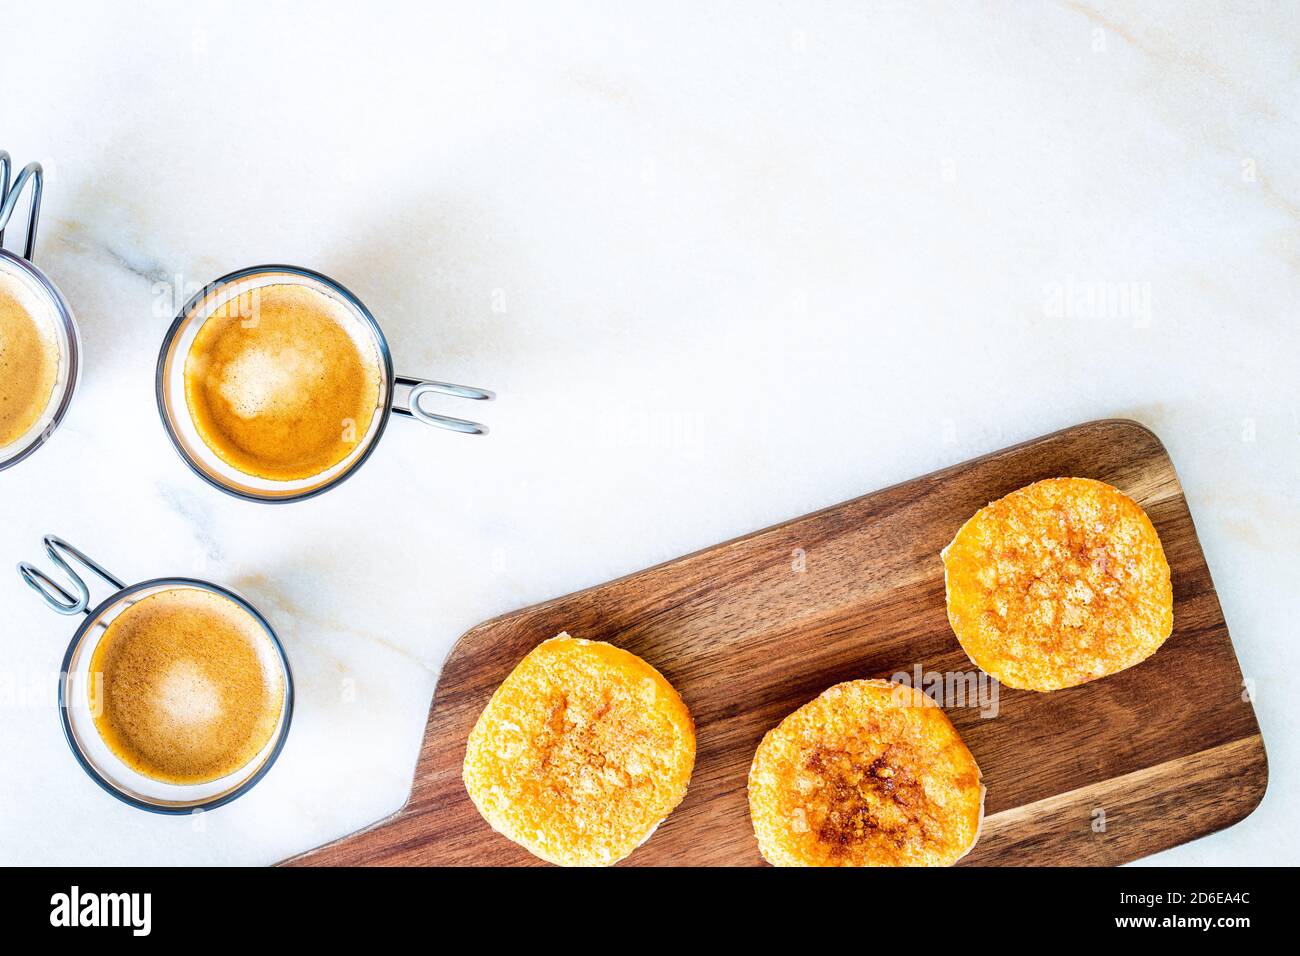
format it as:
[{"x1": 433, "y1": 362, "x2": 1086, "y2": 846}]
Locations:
[{"x1": 1, "y1": 0, "x2": 1296, "y2": 865}]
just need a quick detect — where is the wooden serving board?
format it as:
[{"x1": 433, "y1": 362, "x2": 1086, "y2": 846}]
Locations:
[{"x1": 287, "y1": 420, "x2": 1267, "y2": 866}]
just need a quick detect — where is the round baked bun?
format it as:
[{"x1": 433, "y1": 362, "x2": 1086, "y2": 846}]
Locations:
[
  {"x1": 748, "y1": 679, "x2": 983, "y2": 867},
  {"x1": 942, "y1": 477, "x2": 1173, "y2": 692},
  {"x1": 463, "y1": 633, "x2": 695, "y2": 866}
]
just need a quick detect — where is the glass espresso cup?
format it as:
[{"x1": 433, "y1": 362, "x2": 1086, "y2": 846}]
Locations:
[
  {"x1": 155, "y1": 265, "x2": 493, "y2": 502},
  {"x1": 0, "y1": 153, "x2": 81, "y2": 471},
  {"x1": 19, "y1": 536, "x2": 294, "y2": 813}
]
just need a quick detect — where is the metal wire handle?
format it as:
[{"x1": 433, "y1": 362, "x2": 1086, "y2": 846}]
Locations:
[
  {"x1": 0, "y1": 151, "x2": 44, "y2": 262},
  {"x1": 18, "y1": 536, "x2": 125, "y2": 616},
  {"x1": 392, "y1": 375, "x2": 495, "y2": 435}
]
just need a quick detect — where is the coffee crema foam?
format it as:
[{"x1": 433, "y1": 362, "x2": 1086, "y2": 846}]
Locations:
[
  {"x1": 88, "y1": 588, "x2": 285, "y2": 785},
  {"x1": 0, "y1": 268, "x2": 61, "y2": 450},
  {"x1": 183, "y1": 282, "x2": 383, "y2": 481}
]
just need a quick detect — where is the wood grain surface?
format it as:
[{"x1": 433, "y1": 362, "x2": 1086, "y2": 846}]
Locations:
[{"x1": 286, "y1": 419, "x2": 1267, "y2": 866}]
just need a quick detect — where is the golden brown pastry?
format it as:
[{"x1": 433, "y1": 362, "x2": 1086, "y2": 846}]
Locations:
[
  {"x1": 748, "y1": 679, "x2": 983, "y2": 866},
  {"x1": 942, "y1": 477, "x2": 1173, "y2": 691},
  {"x1": 463, "y1": 633, "x2": 695, "y2": 866}
]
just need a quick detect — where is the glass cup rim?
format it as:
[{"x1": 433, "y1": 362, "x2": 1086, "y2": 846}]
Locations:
[
  {"x1": 0, "y1": 248, "x2": 81, "y2": 472},
  {"x1": 154, "y1": 263, "x2": 397, "y2": 504},
  {"x1": 57, "y1": 576, "x2": 296, "y2": 815}
]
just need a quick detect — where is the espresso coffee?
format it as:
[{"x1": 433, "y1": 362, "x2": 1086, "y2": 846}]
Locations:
[
  {"x1": 183, "y1": 282, "x2": 383, "y2": 481},
  {"x1": 0, "y1": 269, "x2": 61, "y2": 450},
  {"x1": 88, "y1": 587, "x2": 285, "y2": 785}
]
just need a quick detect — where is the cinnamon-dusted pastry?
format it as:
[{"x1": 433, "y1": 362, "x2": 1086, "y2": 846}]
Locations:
[
  {"x1": 463, "y1": 633, "x2": 695, "y2": 866},
  {"x1": 942, "y1": 477, "x2": 1173, "y2": 691},
  {"x1": 748, "y1": 679, "x2": 983, "y2": 866}
]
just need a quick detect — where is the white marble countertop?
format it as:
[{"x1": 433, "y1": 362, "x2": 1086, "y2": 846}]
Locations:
[{"x1": 2, "y1": 0, "x2": 1296, "y2": 866}]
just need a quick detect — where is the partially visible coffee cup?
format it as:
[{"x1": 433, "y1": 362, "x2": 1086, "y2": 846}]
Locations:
[
  {"x1": 0, "y1": 264, "x2": 61, "y2": 449},
  {"x1": 0, "y1": 153, "x2": 81, "y2": 471}
]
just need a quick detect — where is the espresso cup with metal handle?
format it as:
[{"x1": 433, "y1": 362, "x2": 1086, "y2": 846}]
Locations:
[
  {"x1": 155, "y1": 265, "x2": 494, "y2": 502},
  {"x1": 19, "y1": 535, "x2": 294, "y2": 814}
]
